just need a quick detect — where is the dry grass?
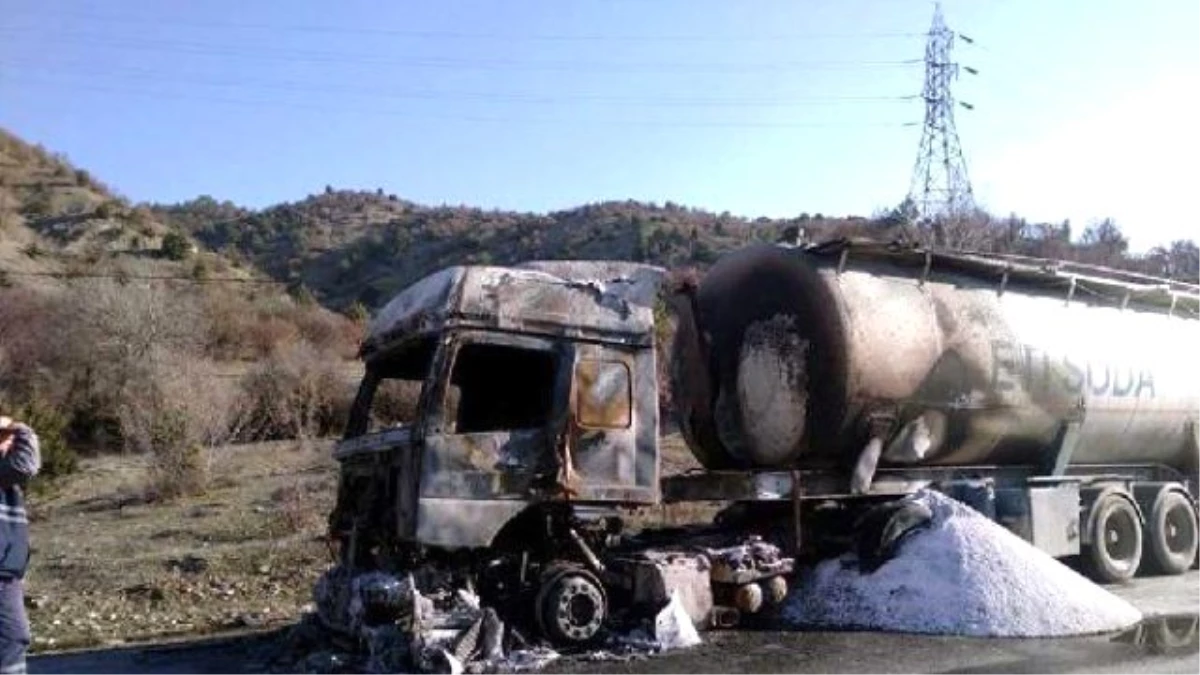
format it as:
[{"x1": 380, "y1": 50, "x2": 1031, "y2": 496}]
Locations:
[{"x1": 24, "y1": 440, "x2": 339, "y2": 653}]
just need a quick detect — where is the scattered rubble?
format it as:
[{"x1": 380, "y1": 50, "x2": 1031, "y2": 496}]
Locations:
[
  {"x1": 782, "y1": 489, "x2": 1145, "y2": 637},
  {"x1": 274, "y1": 544, "x2": 748, "y2": 674}
]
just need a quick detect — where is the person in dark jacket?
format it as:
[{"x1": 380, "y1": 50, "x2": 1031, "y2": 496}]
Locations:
[{"x1": 0, "y1": 416, "x2": 39, "y2": 675}]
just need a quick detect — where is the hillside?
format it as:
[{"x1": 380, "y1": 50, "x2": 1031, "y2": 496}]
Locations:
[
  {"x1": 153, "y1": 189, "x2": 891, "y2": 310},
  {"x1": 6, "y1": 124, "x2": 1197, "y2": 316},
  {"x1": 0, "y1": 128, "x2": 365, "y2": 457},
  {"x1": 0, "y1": 128, "x2": 261, "y2": 288}
]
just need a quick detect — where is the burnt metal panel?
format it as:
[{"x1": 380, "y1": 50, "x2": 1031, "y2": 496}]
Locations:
[
  {"x1": 393, "y1": 438, "x2": 420, "y2": 540},
  {"x1": 414, "y1": 498, "x2": 529, "y2": 549},
  {"x1": 334, "y1": 427, "x2": 413, "y2": 460},
  {"x1": 364, "y1": 265, "x2": 661, "y2": 358},
  {"x1": 633, "y1": 341, "x2": 660, "y2": 496},
  {"x1": 420, "y1": 429, "x2": 550, "y2": 500},
  {"x1": 575, "y1": 359, "x2": 633, "y2": 429},
  {"x1": 1028, "y1": 481, "x2": 1082, "y2": 557},
  {"x1": 567, "y1": 343, "x2": 637, "y2": 494}
]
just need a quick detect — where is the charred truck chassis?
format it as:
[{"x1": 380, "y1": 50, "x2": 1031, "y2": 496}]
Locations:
[
  {"x1": 324, "y1": 262, "x2": 799, "y2": 644},
  {"x1": 325, "y1": 248, "x2": 1200, "y2": 647}
]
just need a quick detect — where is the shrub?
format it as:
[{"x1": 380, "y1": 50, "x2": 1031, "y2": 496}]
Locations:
[
  {"x1": 118, "y1": 351, "x2": 239, "y2": 501},
  {"x1": 57, "y1": 281, "x2": 207, "y2": 452},
  {"x1": 142, "y1": 409, "x2": 207, "y2": 501},
  {"x1": 245, "y1": 316, "x2": 301, "y2": 359},
  {"x1": 290, "y1": 306, "x2": 361, "y2": 357},
  {"x1": 235, "y1": 341, "x2": 353, "y2": 442},
  {"x1": 3, "y1": 399, "x2": 77, "y2": 495},
  {"x1": 345, "y1": 301, "x2": 370, "y2": 325},
  {"x1": 191, "y1": 259, "x2": 209, "y2": 281},
  {"x1": 161, "y1": 231, "x2": 191, "y2": 260}
]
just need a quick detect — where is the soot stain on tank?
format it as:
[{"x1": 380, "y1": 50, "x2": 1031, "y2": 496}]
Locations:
[
  {"x1": 741, "y1": 315, "x2": 809, "y2": 391},
  {"x1": 735, "y1": 314, "x2": 811, "y2": 465}
]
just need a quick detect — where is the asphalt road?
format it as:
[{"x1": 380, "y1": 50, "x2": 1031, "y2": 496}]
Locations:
[{"x1": 28, "y1": 571, "x2": 1200, "y2": 674}]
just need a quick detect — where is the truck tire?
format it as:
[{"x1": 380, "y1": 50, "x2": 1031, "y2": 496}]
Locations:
[
  {"x1": 1143, "y1": 491, "x2": 1198, "y2": 576},
  {"x1": 1085, "y1": 494, "x2": 1143, "y2": 584},
  {"x1": 534, "y1": 565, "x2": 607, "y2": 646}
]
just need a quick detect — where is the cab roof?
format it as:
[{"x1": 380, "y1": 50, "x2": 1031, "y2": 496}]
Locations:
[{"x1": 361, "y1": 261, "x2": 666, "y2": 358}]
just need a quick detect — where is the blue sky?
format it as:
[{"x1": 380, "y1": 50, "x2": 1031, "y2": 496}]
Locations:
[{"x1": 2, "y1": 0, "x2": 1196, "y2": 252}]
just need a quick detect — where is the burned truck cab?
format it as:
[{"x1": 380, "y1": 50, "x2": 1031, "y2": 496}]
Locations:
[{"x1": 329, "y1": 262, "x2": 665, "y2": 640}]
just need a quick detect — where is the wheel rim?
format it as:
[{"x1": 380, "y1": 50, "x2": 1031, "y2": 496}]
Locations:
[
  {"x1": 1163, "y1": 502, "x2": 1197, "y2": 557},
  {"x1": 1104, "y1": 506, "x2": 1140, "y2": 573},
  {"x1": 551, "y1": 576, "x2": 605, "y2": 642}
]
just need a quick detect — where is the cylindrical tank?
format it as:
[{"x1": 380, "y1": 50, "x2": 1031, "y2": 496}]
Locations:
[{"x1": 670, "y1": 242, "x2": 1200, "y2": 473}]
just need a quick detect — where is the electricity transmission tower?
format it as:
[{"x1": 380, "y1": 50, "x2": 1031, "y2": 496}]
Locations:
[{"x1": 906, "y1": 3, "x2": 976, "y2": 229}]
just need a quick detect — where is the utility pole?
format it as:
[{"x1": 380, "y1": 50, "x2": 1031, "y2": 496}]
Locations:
[{"x1": 906, "y1": 3, "x2": 976, "y2": 237}]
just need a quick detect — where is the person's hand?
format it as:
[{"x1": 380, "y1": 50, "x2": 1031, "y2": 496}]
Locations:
[{"x1": 0, "y1": 416, "x2": 11, "y2": 430}]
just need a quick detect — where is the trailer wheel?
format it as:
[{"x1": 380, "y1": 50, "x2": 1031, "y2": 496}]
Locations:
[
  {"x1": 1144, "y1": 491, "x2": 1198, "y2": 576},
  {"x1": 1085, "y1": 494, "x2": 1143, "y2": 584},
  {"x1": 534, "y1": 565, "x2": 607, "y2": 646}
]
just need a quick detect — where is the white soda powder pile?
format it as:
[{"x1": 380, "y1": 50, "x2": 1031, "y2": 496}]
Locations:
[{"x1": 782, "y1": 489, "x2": 1144, "y2": 637}]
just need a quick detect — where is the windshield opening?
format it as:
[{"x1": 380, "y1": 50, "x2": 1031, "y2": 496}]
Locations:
[{"x1": 344, "y1": 336, "x2": 436, "y2": 439}]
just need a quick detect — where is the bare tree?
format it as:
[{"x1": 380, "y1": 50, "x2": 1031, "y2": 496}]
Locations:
[
  {"x1": 1147, "y1": 240, "x2": 1200, "y2": 282},
  {"x1": 118, "y1": 348, "x2": 241, "y2": 500},
  {"x1": 1078, "y1": 219, "x2": 1129, "y2": 267}
]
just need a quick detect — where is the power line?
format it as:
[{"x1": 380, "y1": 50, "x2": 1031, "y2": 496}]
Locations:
[
  {"x1": 906, "y1": 3, "x2": 975, "y2": 225},
  {"x1": 0, "y1": 29, "x2": 923, "y2": 73},
  {"x1": 4, "y1": 77, "x2": 919, "y2": 129},
  {"x1": 2, "y1": 268, "x2": 288, "y2": 285},
  {"x1": 2, "y1": 59, "x2": 917, "y2": 108},
  {"x1": 4, "y1": 9, "x2": 925, "y2": 42}
]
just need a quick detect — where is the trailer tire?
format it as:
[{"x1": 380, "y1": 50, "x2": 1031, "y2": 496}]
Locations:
[
  {"x1": 534, "y1": 565, "x2": 607, "y2": 646},
  {"x1": 1085, "y1": 494, "x2": 1143, "y2": 584},
  {"x1": 1144, "y1": 491, "x2": 1198, "y2": 576}
]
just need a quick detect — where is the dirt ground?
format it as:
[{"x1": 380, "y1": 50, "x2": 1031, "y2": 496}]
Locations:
[{"x1": 24, "y1": 439, "x2": 339, "y2": 653}]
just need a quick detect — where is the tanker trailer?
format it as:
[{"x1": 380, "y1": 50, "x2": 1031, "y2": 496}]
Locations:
[{"x1": 667, "y1": 238, "x2": 1199, "y2": 582}]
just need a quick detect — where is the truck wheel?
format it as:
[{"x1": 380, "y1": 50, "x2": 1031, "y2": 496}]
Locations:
[
  {"x1": 1085, "y1": 494, "x2": 1143, "y2": 584},
  {"x1": 1144, "y1": 491, "x2": 1198, "y2": 576},
  {"x1": 534, "y1": 566, "x2": 607, "y2": 646},
  {"x1": 764, "y1": 575, "x2": 789, "y2": 605}
]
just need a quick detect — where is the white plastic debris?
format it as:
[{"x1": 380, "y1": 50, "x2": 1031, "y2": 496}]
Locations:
[
  {"x1": 442, "y1": 650, "x2": 464, "y2": 675},
  {"x1": 654, "y1": 590, "x2": 702, "y2": 649},
  {"x1": 782, "y1": 489, "x2": 1144, "y2": 637},
  {"x1": 455, "y1": 587, "x2": 482, "y2": 612},
  {"x1": 500, "y1": 647, "x2": 561, "y2": 673}
]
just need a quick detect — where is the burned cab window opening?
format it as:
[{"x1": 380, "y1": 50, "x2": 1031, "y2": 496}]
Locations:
[
  {"x1": 575, "y1": 359, "x2": 632, "y2": 429},
  {"x1": 367, "y1": 379, "x2": 423, "y2": 433},
  {"x1": 447, "y1": 343, "x2": 558, "y2": 434},
  {"x1": 345, "y1": 338, "x2": 436, "y2": 438}
]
